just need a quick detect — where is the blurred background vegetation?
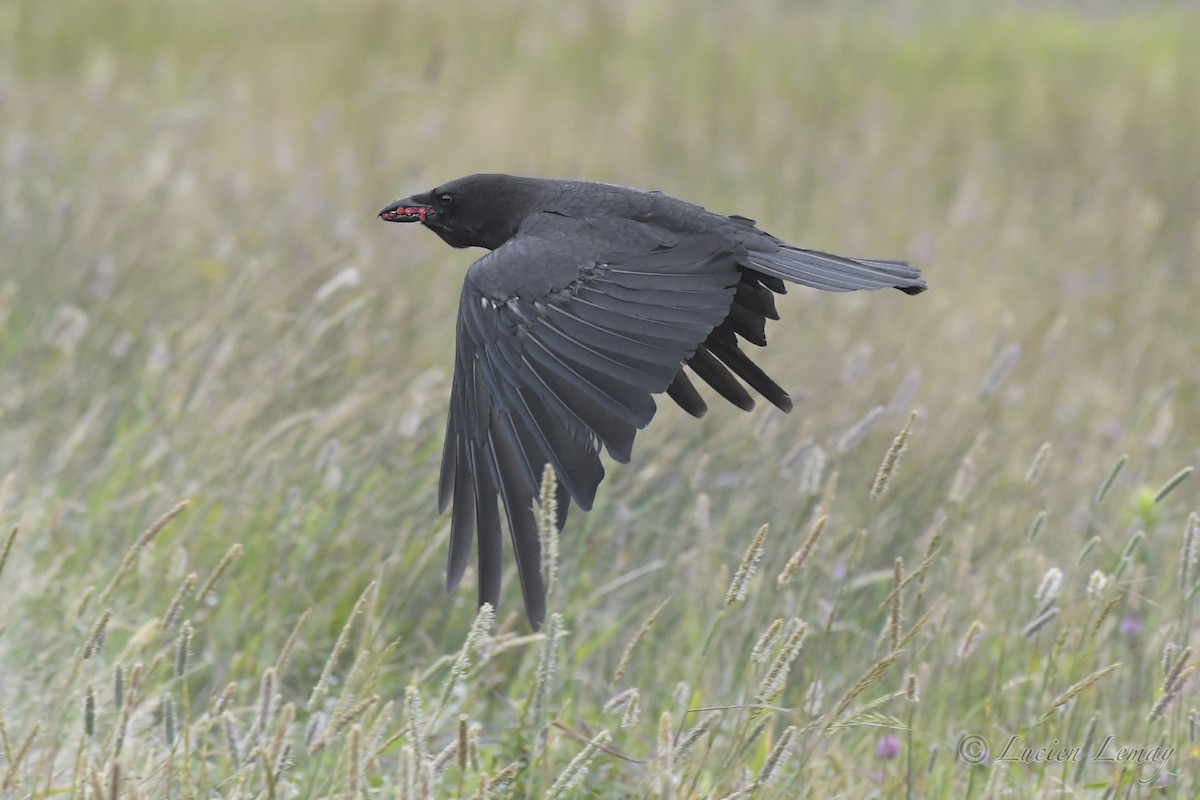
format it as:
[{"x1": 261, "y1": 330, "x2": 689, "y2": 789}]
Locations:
[{"x1": 1, "y1": 1, "x2": 1197, "y2": 796}]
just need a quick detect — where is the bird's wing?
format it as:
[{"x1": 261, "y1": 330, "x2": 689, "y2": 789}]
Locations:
[{"x1": 439, "y1": 220, "x2": 739, "y2": 628}]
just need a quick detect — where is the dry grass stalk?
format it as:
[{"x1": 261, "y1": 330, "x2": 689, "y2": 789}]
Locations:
[
  {"x1": 750, "y1": 618, "x2": 785, "y2": 664},
  {"x1": 547, "y1": 729, "x2": 610, "y2": 799},
  {"x1": 2, "y1": 720, "x2": 38, "y2": 790},
  {"x1": 485, "y1": 762, "x2": 522, "y2": 798},
  {"x1": 398, "y1": 744, "x2": 415, "y2": 797},
  {"x1": 980, "y1": 342, "x2": 1020, "y2": 397},
  {"x1": 87, "y1": 759, "x2": 104, "y2": 800},
  {"x1": 160, "y1": 572, "x2": 197, "y2": 634},
  {"x1": 1034, "y1": 567, "x2": 1063, "y2": 604},
  {"x1": 324, "y1": 645, "x2": 372, "y2": 739},
  {"x1": 887, "y1": 557, "x2": 904, "y2": 653},
  {"x1": 796, "y1": 444, "x2": 827, "y2": 498},
  {"x1": 1023, "y1": 604, "x2": 1060, "y2": 638},
  {"x1": 212, "y1": 681, "x2": 236, "y2": 717},
  {"x1": 362, "y1": 638, "x2": 403, "y2": 703},
  {"x1": 100, "y1": 500, "x2": 190, "y2": 604},
  {"x1": 756, "y1": 619, "x2": 808, "y2": 704},
  {"x1": 906, "y1": 673, "x2": 921, "y2": 703},
  {"x1": 1153, "y1": 465, "x2": 1193, "y2": 503},
  {"x1": 827, "y1": 688, "x2": 907, "y2": 729},
  {"x1": 161, "y1": 695, "x2": 175, "y2": 746},
  {"x1": 611, "y1": 599, "x2": 668, "y2": 684},
  {"x1": 532, "y1": 612, "x2": 562, "y2": 751},
  {"x1": 196, "y1": 543, "x2": 244, "y2": 603},
  {"x1": 1180, "y1": 512, "x2": 1199, "y2": 591},
  {"x1": 430, "y1": 736, "x2": 458, "y2": 776},
  {"x1": 174, "y1": 622, "x2": 193, "y2": 677},
  {"x1": 404, "y1": 685, "x2": 425, "y2": 764},
  {"x1": 1093, "y1": 454, "x2": 1128, "y2": 506},
  {"x1": 915, "y1": 511, "x2": 945, "y2": 605},
  {"x1": 307, "y1": 580, "x2": 376, "y2": 710},
  {"x1": 273, "y1": 608, "x2": 312, "y2": 676},
  {"x1": 776, "y1": 515, "x2": 828, "y2": 588},
  {"x1": 656, "y1": 711, "x2": 674, "y2": 799},
  {"x1": 817, "y1": 470, "x2": 840, "y2": 518},
  {"x1": 457, "y1": 714, "x2": 470, "y2": 773},
  {"x1": 0, "y1": 473, "x2": 13, "y2": 522},
  {"x1": 672, "y1": 681, "x2": 691, "y2": 714},
  {"x1": 83, "y1": 608, "x2": 112, "y2": 660},
  {"x1": 1035, "y1": 662, "x2": 1121, "y2": 725},
  {"x1": 329, "y1": 694, "x2": 379, "y2": 743},
  {"x1": 432, "y1": 603, "x2": 495, "y2": 726},
  {"x1": 113, "y1": 664, "x2": 125, "y2": 712},
  {"x1": 363, "y1": 700, "x2": 397, "y2": 767},
  {"x1": 673, "y1": 711, "x2": 721, "y2": 765},
  {"x1": 83, "y1": 683, "x2": 95, "y2": 738},
  {"x1": 303, "y1": 712, "x2": 327, "y2": 752},
  {"x1": 606, "y1": 691, "x2": 636, "y2": 728},
  {"x1": 1149, "y1": 666, "x2": 1194, "y2": 722},
  {"x1": 69, "y1": 585, "x2": 96, "y2": 627},
  {"x1": 725, "y1": 524, "x2": 769, "y2": 607},
  {"x1": 267, "y1": 702, "x2": 296, "y2": 776},
  {"x1": 823, "y1": 649, "x2": 905, "y2": 732},
  {"x1": 1075, "y1": 536, "x2": 1099, "y2": 565},
  {"x1": 0, "y1": 525, "x2": 17, "y2": 586},
  {"x1": 249, "y1": 667, "x2": 278, "y2": 749},
  {"x1": 948, "y1": 431, "x2": 989, "y2": 504},
  {"x1": 983, "y1": 761, "x2": 1007, "y2": 799},
  {"x1": 804, "y1": 680, "x2": 824, "y2": 716},
  {"x1": 837, "y1": 405, "x2": 884, "y2": 453},
  {"x1": 539, "y1": 465, "x2": 560, "y2": 596},
  {"x1": 1024, "y1": 442, "x2": 1052, "y2": 485},
  {"x1": 346, "y1": 723, "x2": 362, "y2": 799},
  {"x1": 871, "y1": 411, "x2": 916, "y2": 499},
  {"x1": 878, "y1": 547, "x2": 938, "y2": 613},
  {"x1": 752, "y1": 725, "x2": 796, "y2": 789},
  {"x1": 1027, "y1": 509, "x2": 1047, "y2": 540},
  {"x1": 1161, "y1": 647, "x2": 1191, "y2": 694}
]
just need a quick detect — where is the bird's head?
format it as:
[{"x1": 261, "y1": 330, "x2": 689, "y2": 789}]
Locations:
[{"x1": 378, "y1": 174, "x2": 549, "y2": 251}]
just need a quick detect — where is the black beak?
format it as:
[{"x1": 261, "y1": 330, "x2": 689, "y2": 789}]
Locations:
[{"x1": 378, "y1": 197, "x2": 433, "y2": 223}]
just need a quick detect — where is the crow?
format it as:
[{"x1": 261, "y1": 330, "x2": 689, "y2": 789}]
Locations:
[{"x1": 379, "y1": 174, "x2": 925, "y2": 628}]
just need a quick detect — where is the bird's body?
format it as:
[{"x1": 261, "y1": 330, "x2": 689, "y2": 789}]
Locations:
[{"x1": 380, "y1": 174, "x2": 925, "y2": 628}]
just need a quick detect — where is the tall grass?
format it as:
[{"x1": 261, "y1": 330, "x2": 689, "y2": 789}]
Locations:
[{"x1": 1, "y1": 1, "x2": 1197, "y2": 795}]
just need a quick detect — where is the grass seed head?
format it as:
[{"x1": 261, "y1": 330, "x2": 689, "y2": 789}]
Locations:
[
  {"x1": 1153, "y1": 465, "x2": 1194, "y2": 504},
  {"x1": 538, "y1": 464, "x2": 560, "y2": 595},
  {"x1": 1034, "y1": 567, "x2": 1063, "y2": 603},
  {"x1": 777, "y1": 515, "x2": 827, "y2": 588},
  {"x1": 547, "y1": 729, "x2": 610, "y2": 799},
  {"x1": 1024, "y1": 441, "x2": 1052, "y2": 485},
  {"x1": 612, "y1": 599, "x2": 667, "y2": 684},
  {"x1": 725, "y1": 524, "x2": 769, "y2": 607},
  {"x1": 656, "y1": 710, "x2": 675, "y2": 798},
  {"x1": 754, "y1": 725, "x2": 796, "y2": 789},
  {"x1": 956, "y1": 620, "x2": 986, "y2": 659},
  {"x1": 1179, "y1": 512, "x2": 1199, "y2": 591},
  {"x1": 871, "y1": 411, "x2": 916, "y2": 499},
  {"x1": 750, "y1": 618, "x2": 785, "y2": 664}
]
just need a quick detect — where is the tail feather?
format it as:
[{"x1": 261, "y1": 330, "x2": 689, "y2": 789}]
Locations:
[{"x1": 746, "y1": 248, "x2": 927, "y2": 294}]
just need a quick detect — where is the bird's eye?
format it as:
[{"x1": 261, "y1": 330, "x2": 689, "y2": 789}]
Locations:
[{"x1": 439, "y1": 193, "x2": 453, "y2": 207}]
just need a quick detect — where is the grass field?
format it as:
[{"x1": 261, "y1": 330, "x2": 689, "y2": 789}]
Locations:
[{"x1": 2, "y1": 1, "x2": 1198, "y2": 797}]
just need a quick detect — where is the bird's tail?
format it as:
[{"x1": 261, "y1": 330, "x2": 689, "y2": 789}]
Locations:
[{"x1": 744, "y1": 248, "x2": 927, "y2": 295}]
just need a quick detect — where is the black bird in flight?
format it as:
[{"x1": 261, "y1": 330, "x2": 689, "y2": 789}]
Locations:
[{"x1": 380, "y1": 174, "x2": 925, "y2": 628}]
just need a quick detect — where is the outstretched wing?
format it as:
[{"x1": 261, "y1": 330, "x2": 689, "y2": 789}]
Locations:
[{"x1": 438, "y1": 217, "x2": 740, "y2": 628}]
